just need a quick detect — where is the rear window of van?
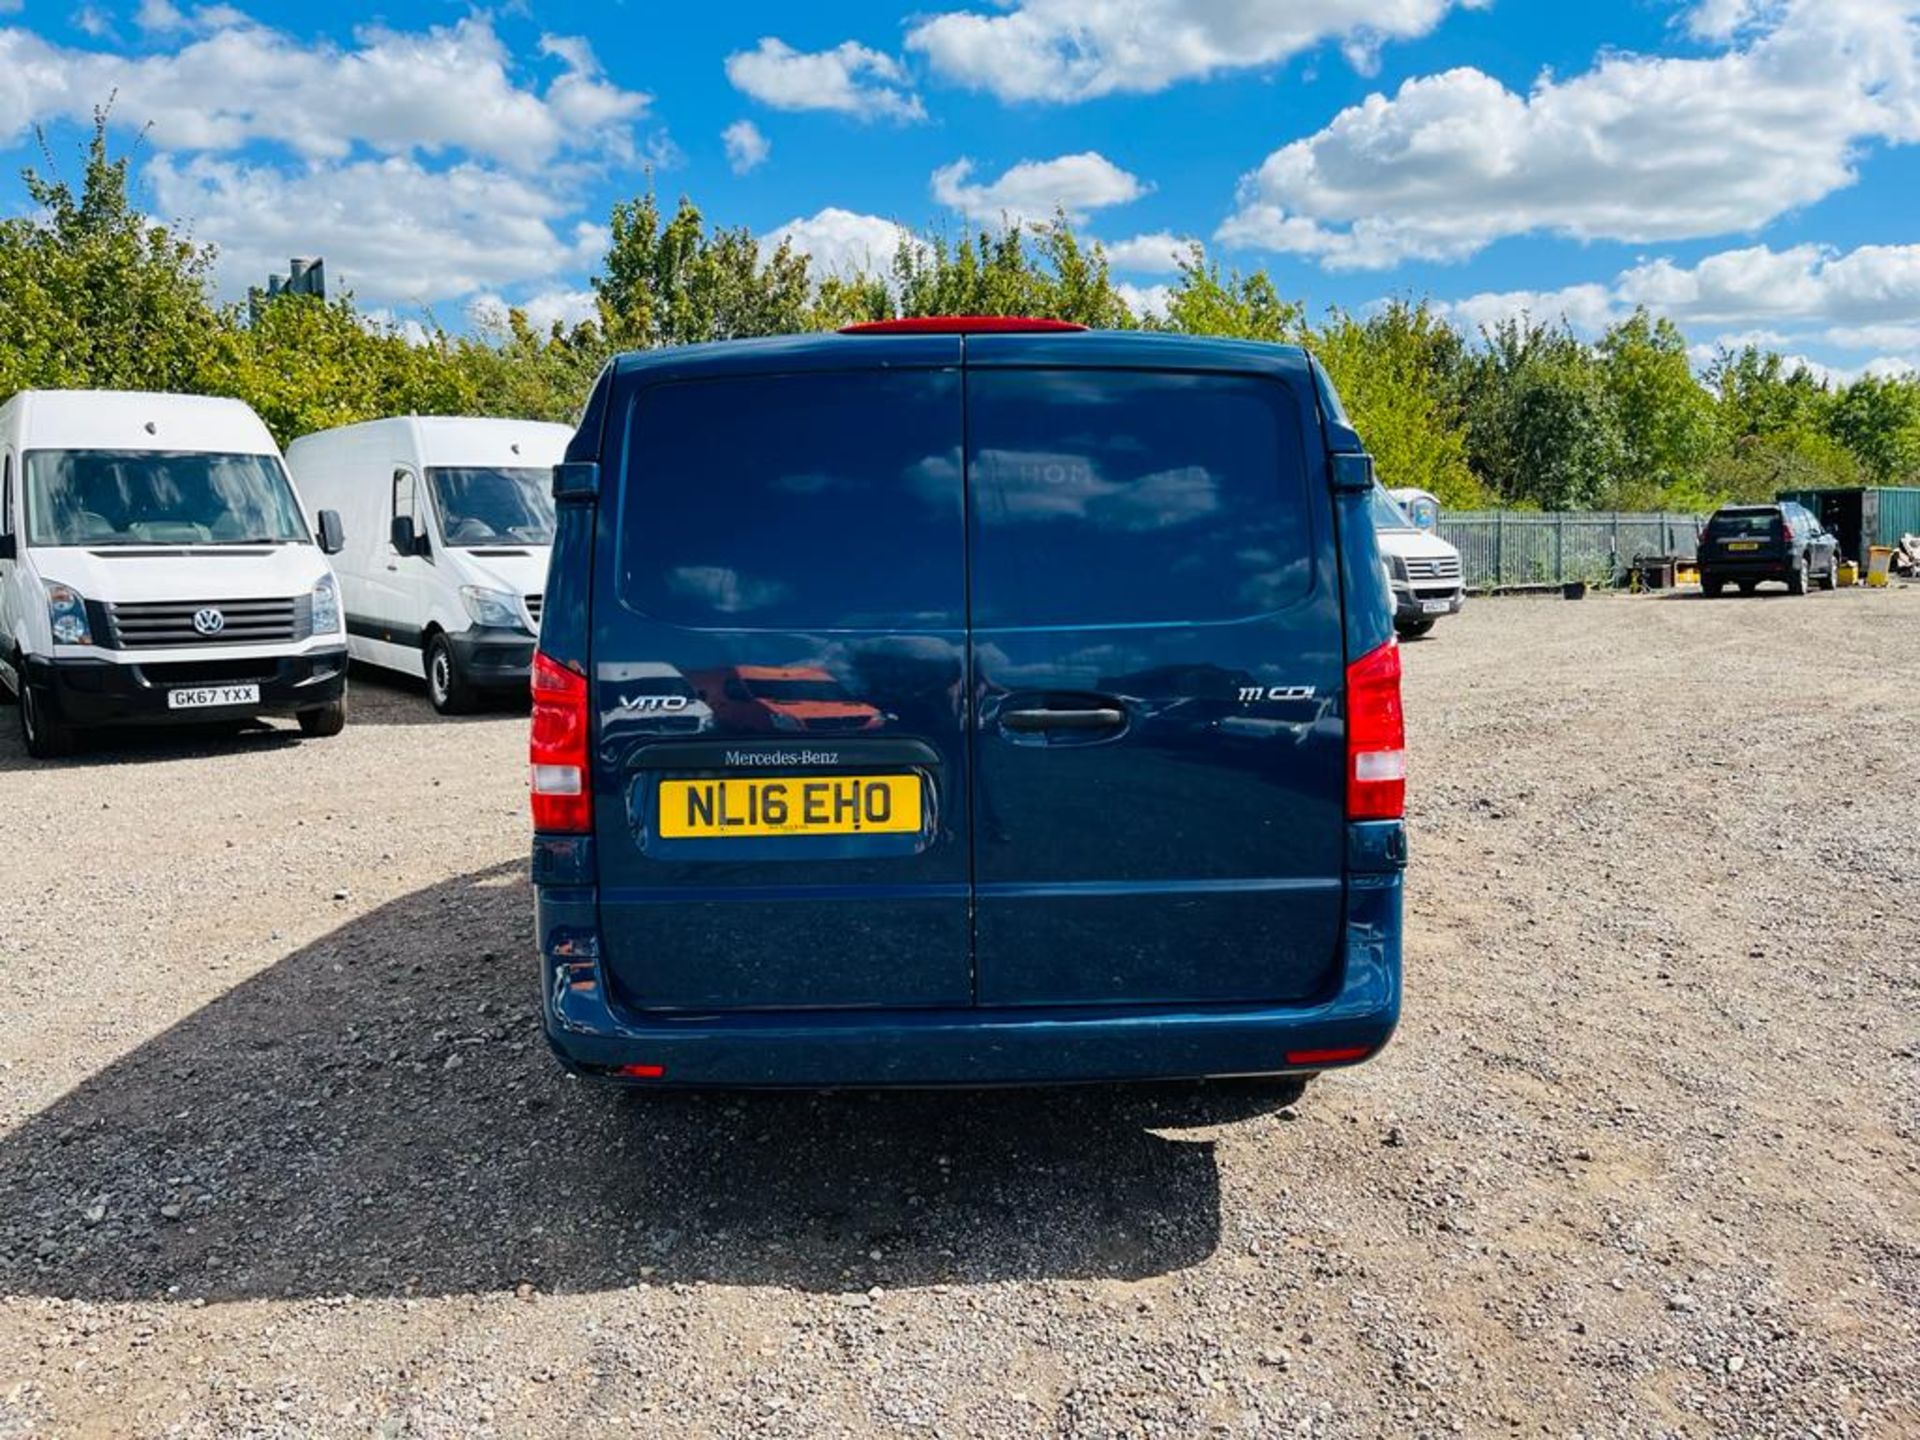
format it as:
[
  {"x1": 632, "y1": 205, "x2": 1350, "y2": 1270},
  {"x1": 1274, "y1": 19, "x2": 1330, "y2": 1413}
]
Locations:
[
  {"x1": 967, "y1": 371, "x2": 1312, "y2": 627},
  {"x1": 619, "y1": 371, "x2": 965, "y2": 630}
]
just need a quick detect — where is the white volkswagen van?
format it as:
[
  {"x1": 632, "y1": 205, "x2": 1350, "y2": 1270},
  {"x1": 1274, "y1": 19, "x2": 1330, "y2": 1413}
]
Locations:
[
  {"x1": 286, "y1": 417, "x2": 571, "y2": 713},
  {"x1": 0, "y1": 389, "x2": 349, "y2": 758},
  {"x1": 1373, "y1": 483, "x2": 1464, "y2": 639}
]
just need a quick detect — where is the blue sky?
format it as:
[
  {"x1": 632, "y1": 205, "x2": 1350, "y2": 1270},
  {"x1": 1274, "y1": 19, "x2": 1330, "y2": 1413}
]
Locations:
[{"x1": 1, "y1": 0, "x2": 1915, "y2": 378}]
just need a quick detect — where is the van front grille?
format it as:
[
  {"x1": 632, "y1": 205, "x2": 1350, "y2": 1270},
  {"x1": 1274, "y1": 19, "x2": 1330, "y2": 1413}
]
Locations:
[
  {"x1": 135, "y1": 658, "x2": 282, "y2": 685},
  {"x1": 1405, "y1": 555, "x2": 1461, "y2": 582},
  {"x1": 104, "y1": 596, "x2": 310, "y2": 649},
  {"x1": 525, "y1": 594, "x2": 544, "y2": 629}
]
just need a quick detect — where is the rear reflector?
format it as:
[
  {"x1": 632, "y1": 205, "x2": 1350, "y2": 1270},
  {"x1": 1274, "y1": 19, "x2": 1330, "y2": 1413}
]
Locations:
[
  {"x1": 1285, "y1": 1045, "x2": 1373, "y2": 1066},
  {"x1": 1346, "y1": 640, "x2": 1406, "y2": 821},
  {"x1": 530, "y1": 650, "x2": 591, "y2": 833},
  {"x1": 840, "y1": 315, "x2": 1088, "y2": 335},
  {"x1": 615, "y1": 1063, "x2": 665, "y2": 1079}
]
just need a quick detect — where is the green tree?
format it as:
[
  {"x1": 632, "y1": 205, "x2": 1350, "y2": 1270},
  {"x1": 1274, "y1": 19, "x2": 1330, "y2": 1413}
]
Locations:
[
  {"x1": 595, "y1": 192, "x2": 814, "y2": 349},
  {"x1": 1463, "y1": 320, "x2": 1624, "y2": 511},
  {"x1": 889, "y1": 216, "x2": 1134, "y2": 326},
  {"x1": 199, "y1": 294, "x2": 478, "y2": 444},
  {"x1": 1596, "y1": 310, "x2": 1722, "y2": 509},
  {"x1": 1311, "y1": 300, "x2": 1481, "y2": 507},
  {"x1": 1826, "y1": 375, "x2": 1920, "y2": 484},
  {"x1": 1157, "y1": 246, "x2": 1300, "y2": 342},
  {"x1": 0, "y1": 113, "x2": 223, "y2": 398}
]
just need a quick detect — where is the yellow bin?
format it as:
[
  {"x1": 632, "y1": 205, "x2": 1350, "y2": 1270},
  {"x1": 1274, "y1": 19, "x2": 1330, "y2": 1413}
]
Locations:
[
  {"x1": 1837, "y1": 559, "x2": 1859, "y2": 587},
  {"x1": 1866, "y1": 546, "x2": 1894, "y2": 588}
]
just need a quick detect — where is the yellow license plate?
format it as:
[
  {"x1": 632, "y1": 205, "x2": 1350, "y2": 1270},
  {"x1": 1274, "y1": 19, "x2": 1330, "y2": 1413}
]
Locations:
[
  {"x1": 1727, "y1": 541, "x2": 1760, "y2": 550},
  {"x1": 659, "y1": 775, "x2": 921, "y2": 838}
]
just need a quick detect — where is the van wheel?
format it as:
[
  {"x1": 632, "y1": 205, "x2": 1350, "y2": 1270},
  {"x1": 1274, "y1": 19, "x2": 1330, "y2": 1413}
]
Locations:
[
  {"x1": 425, "y1": 634, "x2": 476, "y2": 715},
  {"x1": 1395, "y1": 619, "x2": 1436, "y2": 640},
  {"x1": 297, "y1": 695, "x2": 348, "y2": 737},
  {"x1": 19, "y1": 678, "x2": 77, "y2": 759}
]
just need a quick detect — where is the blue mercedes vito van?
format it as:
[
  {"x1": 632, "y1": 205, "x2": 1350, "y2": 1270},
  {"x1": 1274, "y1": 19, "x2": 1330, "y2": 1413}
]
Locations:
[{"x1": 531, "y1": 318, "x2": 1405, "y2": 1091}]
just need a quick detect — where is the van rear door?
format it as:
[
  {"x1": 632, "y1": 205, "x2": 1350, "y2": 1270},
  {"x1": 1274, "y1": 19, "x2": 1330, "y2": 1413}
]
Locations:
[
  {"x1": 963, "y1": 358, "x2": 1347, "y2": 1006},
  {"x1": 591, "y1": 352, "x2": 974, "y2": 1011}
]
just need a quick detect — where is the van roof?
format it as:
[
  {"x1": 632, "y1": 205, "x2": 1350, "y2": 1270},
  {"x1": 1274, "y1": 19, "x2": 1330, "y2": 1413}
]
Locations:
[
  {"x1": 285, "y1": 415, "x2": 574, "y2": 466},
  {"x1": 609, "y1": 329, "x2": 1316, "y2": 385},
  {"x1": 0, "y1": 389, "x2": 280, "y2": 455}
]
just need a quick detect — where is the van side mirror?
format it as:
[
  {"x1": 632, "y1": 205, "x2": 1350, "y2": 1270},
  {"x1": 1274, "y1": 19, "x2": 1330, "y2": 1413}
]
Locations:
[
  {"x1": 390, "y1": 515, "x2": 428, "y2": 557},
  {"x1": 0, "y1": 532, "x2": 15, "y2": 561},
  {"x1": 1331, "y1": 453, "x2": 1376, "y2": 493},
  {"x1": 552, "y1": 461, "x2": 599, "y2": 503},
  {"x1": 317, "y1": 509, "x2": 345, "y2": 556}
]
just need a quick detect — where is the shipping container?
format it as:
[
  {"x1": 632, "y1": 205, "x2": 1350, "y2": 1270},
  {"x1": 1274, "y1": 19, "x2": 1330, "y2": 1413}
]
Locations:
[{"x1": 1775, "y1": 487, "x2": 1920, "y2": 566}]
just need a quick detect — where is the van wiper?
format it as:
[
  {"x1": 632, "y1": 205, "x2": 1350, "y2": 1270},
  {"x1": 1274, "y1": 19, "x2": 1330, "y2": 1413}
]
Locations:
[{"x1": 210, "y1": 536, "x2": 289, "y2": 545}]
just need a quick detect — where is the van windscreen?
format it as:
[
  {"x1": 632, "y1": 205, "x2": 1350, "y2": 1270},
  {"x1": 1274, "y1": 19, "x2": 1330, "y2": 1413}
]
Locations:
[
  {"x1": 620, "y1": 370, "x2": 964, "y2": 630},
  {"x1": 967, "y1": 371, "x2": 1311, "y2": 627},
  {"x1": 24, "y1": 450, "x2": 308, "y2": 547},
  {"x1": 427, "y1": 467, "x2": 555, "y2": 547}
]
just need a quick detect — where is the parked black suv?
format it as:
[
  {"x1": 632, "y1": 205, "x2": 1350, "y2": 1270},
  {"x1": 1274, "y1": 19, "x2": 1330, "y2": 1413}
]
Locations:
[{"x1": 1699, "y1": 502, "x2": 1839, "y2": 596}]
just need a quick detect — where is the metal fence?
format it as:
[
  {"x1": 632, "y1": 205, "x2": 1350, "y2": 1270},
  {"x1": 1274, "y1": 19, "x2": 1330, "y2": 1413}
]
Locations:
[{"x1": 1438, "y1": 511, "x2": 1705, "y2": 590}]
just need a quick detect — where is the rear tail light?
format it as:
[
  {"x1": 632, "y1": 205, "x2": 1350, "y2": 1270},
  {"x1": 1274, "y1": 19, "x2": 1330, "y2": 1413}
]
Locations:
[
  {"x1": 1347, "y1": 640, "x2": 1406, "y2": 821},
  {"x1": 530, "y1": 650, "x2": 591, "y2": 833}
]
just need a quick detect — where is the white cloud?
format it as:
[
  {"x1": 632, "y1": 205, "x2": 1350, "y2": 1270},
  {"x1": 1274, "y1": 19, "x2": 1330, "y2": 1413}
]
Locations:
[
  {"x1": 905, "y1": 0, "x2": 1484, "y2": 103},
  {"x1": 1102, "y1": 231, "x2": 1196, "y2": 273},
  {"x1": 469, "y1": 288, "x2": 599, "y2": 334},
  {"x1": 0, "y1": 14, "x2": 649, "y2": 170},
  {"x1": 931, "y1": 152, "x2": 1147, "y2": 226},
  {"x1": 1219, "y1": 1, "x2": 1920, "y2": 269},
  {"x1": 1117, "y1": 282, "x2": 1172, "y2": 319},
  {"x1": 763, "y1": 207, "x2": 916, "y2": 279},
  {"x1": 148, "y1": 154, "x2": 604, "y2": 306},
  {"x1": 1442, "y1": 243, "x2": 1920, "y2": 349},
  {"x1": 723, "y1": 118, "x2": 770, "y2": 175},
  {"x1": 70, "y1": 5, "x2": 114, "y2": 38},
  {"x1": 135, "y1": 0, "x2": 186, "y2": 31},
  {"x1": 725, "y1": 36, "x2": 924, "y2": 121},
  {"x1": 0, "y1": 9, "x2": 650, "y2": 310}
]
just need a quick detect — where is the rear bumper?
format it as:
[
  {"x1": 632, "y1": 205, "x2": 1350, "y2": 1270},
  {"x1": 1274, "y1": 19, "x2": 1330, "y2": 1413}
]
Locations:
[
  {"x1": 534, "y1": 831, "x2": 1404, "y2": 1089},
  {"x1": 1700, "y1": 556, "x2": 1793, "y2": 581},
  {"x1": 449, "y1": 627, "x2": 534, "y2": 691},
  {"x1": 26, "y1": 649, "x2": 348, "y2": 728}
]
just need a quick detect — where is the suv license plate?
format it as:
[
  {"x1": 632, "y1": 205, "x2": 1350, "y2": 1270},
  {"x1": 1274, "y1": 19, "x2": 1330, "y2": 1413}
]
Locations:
[
  {"x1": 1421, "y1": 599, "x2": 1452, "y2": 615},
  {"x1": 168, "y1": 683, "x2": 261, "y2": 710},
  {"x1": 659, "y1": 775, "x2": 921, "y2": 838},
  {"x1": 1727, "y1": 541, "x2": 1760, "y2": 551}
]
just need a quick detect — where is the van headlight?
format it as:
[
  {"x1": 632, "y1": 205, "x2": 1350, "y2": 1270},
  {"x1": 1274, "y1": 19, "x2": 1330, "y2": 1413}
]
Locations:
[
  {"x1": 311, "y1": 574, "x2": 342, "y2": 634},
  {"x1": 460, "y1": 585, "x2": 525, "y2": 631},
  {"x1": 47, "y1": 583, "x2": 93, "y2": 646}
]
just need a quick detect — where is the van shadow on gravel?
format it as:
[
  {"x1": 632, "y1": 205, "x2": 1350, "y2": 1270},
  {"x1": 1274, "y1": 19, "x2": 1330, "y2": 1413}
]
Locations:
[
  {"x1": 345, "y1": 663, "x2": 530, "y2": 727},
  {"x1": 0, "y1": 863, "x2": 1234, "y2": 1302}
]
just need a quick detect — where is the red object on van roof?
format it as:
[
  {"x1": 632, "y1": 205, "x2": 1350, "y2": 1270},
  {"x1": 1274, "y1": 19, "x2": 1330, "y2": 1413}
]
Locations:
[{"x1": 839, "y1": 316, "x2": 1088, "y2": 335}]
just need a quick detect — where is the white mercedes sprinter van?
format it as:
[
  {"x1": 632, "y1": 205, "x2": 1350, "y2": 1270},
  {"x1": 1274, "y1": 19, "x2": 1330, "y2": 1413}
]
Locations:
[
  {"x1": 0, "y1": 389, "x2": 349, "y2": 758},
  {"x1": 286, "y1": 417, "x2": 571, "y2": 713}
]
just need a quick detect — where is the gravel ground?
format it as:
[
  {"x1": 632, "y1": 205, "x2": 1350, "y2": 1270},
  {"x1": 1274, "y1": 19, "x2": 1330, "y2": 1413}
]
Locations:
[{"x1": 1, "y1": 588, "x2": 1916, "y2": 1439}]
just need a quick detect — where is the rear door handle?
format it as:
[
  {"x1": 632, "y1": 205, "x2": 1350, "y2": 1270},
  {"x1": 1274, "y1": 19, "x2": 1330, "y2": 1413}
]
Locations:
[{"x1": 1002, "y1": 707, "x2": 1126, "y2": 732}]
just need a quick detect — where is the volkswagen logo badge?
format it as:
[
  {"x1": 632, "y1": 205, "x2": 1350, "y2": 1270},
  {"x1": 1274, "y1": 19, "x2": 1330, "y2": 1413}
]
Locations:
[{"x1": 192, "y1": 607, "x2": 227, "y2": 637}]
